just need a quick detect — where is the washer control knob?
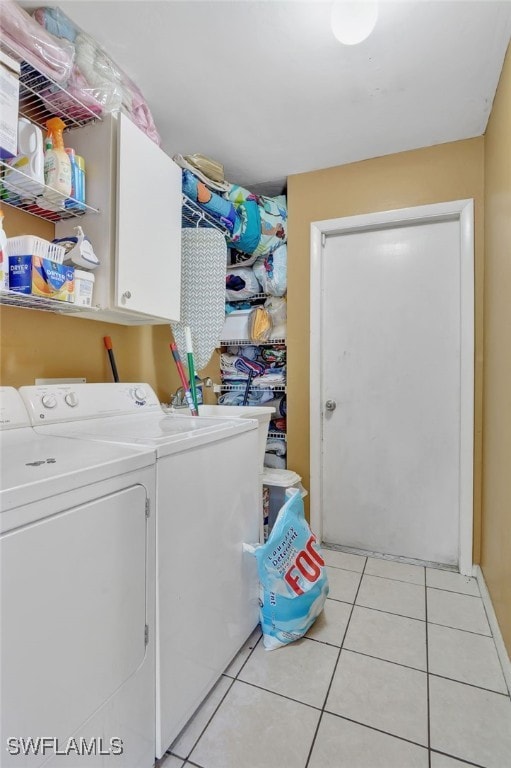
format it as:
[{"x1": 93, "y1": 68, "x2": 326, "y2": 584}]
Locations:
[
  {"x1": 133, "y1": 386, "x2": 147, "y2": 402},
  {"x1": 64, "y1": 392, "x2": 79, "y2": 408},
  {"x1": 41, "y1": 394, "x2": 57, "y2": 409}
]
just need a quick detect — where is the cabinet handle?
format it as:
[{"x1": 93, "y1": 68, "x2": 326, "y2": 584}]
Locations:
[{"x1": 123, "y1": 291, "x2": 132, "y2": 300}]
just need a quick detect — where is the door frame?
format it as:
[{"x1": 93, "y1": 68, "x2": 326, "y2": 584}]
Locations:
[{"x1": 310, "y1": 199, "x2": 474, "y2": 575}]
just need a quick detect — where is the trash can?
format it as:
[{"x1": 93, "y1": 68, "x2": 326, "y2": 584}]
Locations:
[{"x1": 262, "y1": 467, "x2": 307, "y2": 538}]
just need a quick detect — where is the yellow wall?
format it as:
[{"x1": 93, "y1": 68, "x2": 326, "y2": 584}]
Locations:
[
  {"x1": 0, "y1": 207, "x2": 219, "y2": 403},
  {"x1": 287, "y1": 138, "x2": 485, "y2": 562},
  {"x1": 2, "y1": 69, "x2": 509, "y2": 653},
  {"x1": 481, "y1": 45, "x2": 511, "y2": 653}
]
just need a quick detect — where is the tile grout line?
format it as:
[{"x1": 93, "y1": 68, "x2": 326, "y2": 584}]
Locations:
[
  {"x1": 349, "y1": 601, "x2": 426, "y2": 622},
  {"x1": 332, "y1": 597, "x2": 495, "y2": 639},
  {"x1": 327, "y1": 561, "x2": 482, "y2": 599},
  {"x1": 425, "y1": 565, "x2": 431, "y2": 768},
  {"x1": 426, "y1": 584, "x2": 484, "y2": 601},
  {"x1": 430, "y1": 748, "x2": 488, "y2": 768},
  {"x1": 360, "y1": 569, "x2": 481, "y2": 598},
  {"x1": 428, "y1": 671, "x2": 510, "y2": 698},
  {"x1": 322, "y1": 710, "x2": 429, "y2": 752},
  {"x1": 304, "y1": 556, "x2": 368, "y2": 768},
  {"x1": 307, "y1": 637, "x2": 509, "y2": 697},
  {"x1": 427, "y1": 619, "x2": 493, "y2": 638},
  {"x1": 169, "y1": 633, "x2": 263, "y2": 763},
  {"x1": 233, "y1": 632, "x2": 263, "y2": 680},
  {"x1": 338, "y1": 645, "x2": 426, "y2": 674},
  {"x1": 227, "y1": 675, "x2": 324, "y2": 712},
  {"x1": 167, "y1": 672, "x2": 235, "y2": 761}
]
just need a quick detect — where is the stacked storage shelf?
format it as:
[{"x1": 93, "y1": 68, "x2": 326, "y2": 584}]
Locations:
[
  {"x1": 179, "y1": 173, "x2": 290, "y2": 530},
  {"x1": 218, "y1": 295, "x2": 287, "y2": 470}
]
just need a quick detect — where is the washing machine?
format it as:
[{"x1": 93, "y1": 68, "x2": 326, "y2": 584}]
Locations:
[
  {"x1": 19, "y1": 383, "x2": 261, "y2": 758},
  {"x1": 0, "y1": 387, "x2": 156, "y2": 768}
]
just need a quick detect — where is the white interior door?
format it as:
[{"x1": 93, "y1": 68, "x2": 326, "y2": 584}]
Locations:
[{"x1": 312, "y1": 203, "x2": 474, "y2": 570}]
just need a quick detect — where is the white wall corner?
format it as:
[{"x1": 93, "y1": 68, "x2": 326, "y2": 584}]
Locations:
[{"x1": 474, "y1": 564, "x2": 511, "y2": 696}]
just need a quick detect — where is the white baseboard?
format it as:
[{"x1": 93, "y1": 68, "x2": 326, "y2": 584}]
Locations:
[{"x1": 473, "y1": 565, "x2": 511, "y2": 696}]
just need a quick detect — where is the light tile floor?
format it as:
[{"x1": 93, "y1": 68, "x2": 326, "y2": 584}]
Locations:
[{"x1": 160, "y1": 552, "x2": 511, "y2": 768}]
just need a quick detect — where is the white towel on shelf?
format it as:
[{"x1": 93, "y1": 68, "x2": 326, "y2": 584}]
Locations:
[
  {"x1": 265, "y1": 438, "x2": 287, "y2": 457},
  {"x1": 264, "y1": 453, "x2": 286, "y2": 469},
  {"x1": 171, "y1": 229, "x2": 227, "y2": 372}
]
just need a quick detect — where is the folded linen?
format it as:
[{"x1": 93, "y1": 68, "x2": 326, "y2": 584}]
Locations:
[
  {"x1": 33, "y1": 6, "x2": 161, "y2": 143},
  {"x1": 218, "y1": 390, "x2": 274, "y2": 407},
  {"x1": 227, "y1": 185, "x2": 287, "y2": 258},
  {"x1": 183, "y1": 170, "x2": 239, "y2": 232},
  {"x1": 253, "y1": 244, "x2": 287, "y2": 297},
  {"x1": 226, "y1": 267, "x2": 261, "y2": 300},
  {"x1": 1, "y1": 0, "x2": 74, "y2": 83},
  {"x1": 174, "y1": 154, "x2": 230, "y2": 193},
  {"x1": 228, "y1": 199, "x2": 262, "y2": 254},
  {"x1": 270, "y1": 417, "x2": 287, "y2": 433},
  {"x1": 264, "y1": 453, "x2": 286, "y2": 469},
  {"x1": 265, "y1": 438, "x2": 287, "y2": 457}
]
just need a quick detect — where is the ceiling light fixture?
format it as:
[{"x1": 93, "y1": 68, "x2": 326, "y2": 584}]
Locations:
[{"x1": 331, "y1": 1, "x2": 378, "y2": 45}]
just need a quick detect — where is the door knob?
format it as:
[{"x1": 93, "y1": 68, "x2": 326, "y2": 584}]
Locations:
[{"x1": 325, "y1": 399, "x2": 337, "y2": 412}]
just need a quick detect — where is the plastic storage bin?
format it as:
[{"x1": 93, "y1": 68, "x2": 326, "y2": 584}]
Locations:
[
  {"x1": 221, "y1": 309, "x2": 251, "y2": 340},
  {"x1": 262, "y1": 467, "x2": 307, "y2": 536},
  {"x1": 73, "y1": 269, "x2": 95, "y2": 306}
]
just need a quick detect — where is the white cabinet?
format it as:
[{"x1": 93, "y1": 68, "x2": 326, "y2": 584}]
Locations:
[{"x1": 56, "y1": 113, "x2": 182, "y2": 325}]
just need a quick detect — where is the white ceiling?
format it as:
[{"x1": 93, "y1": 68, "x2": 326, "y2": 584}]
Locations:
[{"x1": 21, "y1": 1, "x2": 511, "y2": 190}]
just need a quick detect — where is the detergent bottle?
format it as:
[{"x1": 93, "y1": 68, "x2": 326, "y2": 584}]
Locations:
[
  {"x1": 64, "y1": 146, "x2": 79, "y2": 209},
  {"x1": 3, "y1": 118, "x2": 45, "y2": 198},
  {"x1": 43, "y1": 117, "x2": 71, "y2": 208}
]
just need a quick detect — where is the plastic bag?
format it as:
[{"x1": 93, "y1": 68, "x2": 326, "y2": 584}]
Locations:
[
  {"x1": 247, "y1": 489, "x2": 329, "y2": 650},
  {"x1": 265, "y1": 296, "x2": 287, "y2": 339},
  {"x1": 225, "y1": 267, "x2": 261, "y2": 300},
  {"x1": 249, "y1": 306, "x2": 272, "y2": 342},
  {"x1": 31, "y1": 5, "x2": 161, "y2": 144},
  {"x1": 253, "y1": 244, "x2": 287, "y2": 296}
]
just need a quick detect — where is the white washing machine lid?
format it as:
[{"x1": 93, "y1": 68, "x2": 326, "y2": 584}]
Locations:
[
  {"x1": 0, "y1": 428, "x2": 155, "y2": 512},
  {"x1": 33, "y1": 411, "x2": 258, "y2": 457}
]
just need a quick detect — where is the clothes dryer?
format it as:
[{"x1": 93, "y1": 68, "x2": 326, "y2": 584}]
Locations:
[
  {"x1": 19, "y1": 383, "x2": 261, "y2": 758},
  {"x1": 0, "y1": 387, "x2": 156, "y2": 768}
]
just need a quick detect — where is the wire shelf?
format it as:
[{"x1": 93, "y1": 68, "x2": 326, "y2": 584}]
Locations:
[
  {"x1": 217, "y1": 382, "x2": 286, "y2": 393},
  {"x1": 1, "y1": 42, "x2": 102, "y2": 131},
  {"x1": 226, "y1": 293, "x2": 268, "y2": 304},
  {"x1": 182, "y1": 194, "x2": 231, "y2": 236},
  {"x1": 0, "y1": 289, "x2": 99, "y2": 315},
  {"x1": 220, "y1": 338, "x2": 286, "y2": 346},
  {"x1": 0, "y1": 159, "x2": 99, "y2": 222}
]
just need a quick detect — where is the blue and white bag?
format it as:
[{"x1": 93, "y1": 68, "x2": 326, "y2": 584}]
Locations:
[{"x1": 247, "y1": 488, "x2": 329, "y2": 650}]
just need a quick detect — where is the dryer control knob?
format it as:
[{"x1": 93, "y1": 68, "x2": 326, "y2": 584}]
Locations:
[
  {"x1": 133, "y1": 387, "x2": 147, "y2": 402},
  {"x1": 64, "y1": 392, "x2": 79, "y2": 408},
  {"x1": 41, "y1": 394, "x2": 57, "y2": 409}
]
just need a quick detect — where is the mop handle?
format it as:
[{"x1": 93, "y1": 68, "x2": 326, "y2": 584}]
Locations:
[
  {"x1": 184, "y1": 327, "x2": 199, "y2": 412},
  {"x1": 170, "y1": 343, "x2": 198, "y2": 416},
  {"x1": 103, "y1": 336, "x2": 119, "y2": 382}
]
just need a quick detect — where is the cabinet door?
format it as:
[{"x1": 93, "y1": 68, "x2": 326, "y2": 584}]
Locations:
[{"x1": 115, "y1": 113, "x2": 181, "y2": 321}]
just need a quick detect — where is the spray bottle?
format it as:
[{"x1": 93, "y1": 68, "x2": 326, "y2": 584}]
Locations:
[{"x1": 43, "y1": 117, "x2": 71, "y2": 207}]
